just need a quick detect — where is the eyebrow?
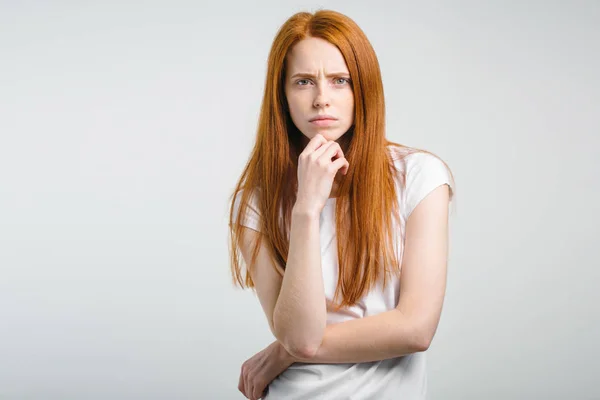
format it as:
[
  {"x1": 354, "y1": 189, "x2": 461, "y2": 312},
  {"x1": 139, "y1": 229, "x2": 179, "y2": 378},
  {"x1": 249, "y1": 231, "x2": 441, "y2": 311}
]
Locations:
[{"x1": 290, "y1": 72, "x2": 350, "y2": 79}]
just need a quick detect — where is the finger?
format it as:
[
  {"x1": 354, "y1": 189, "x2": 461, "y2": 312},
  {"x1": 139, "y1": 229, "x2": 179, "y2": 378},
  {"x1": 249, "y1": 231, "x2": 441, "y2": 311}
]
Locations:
[
  {"x1": 245, "y1": 372, "x2": 253, "y2": 399},
  {"x1": 330, "y1": 157, "x2": 350, "y2": 175},
  {"x1": 318, "y1": 142, "x2": 344, "y2": 164},
  {"x1": 252, "y1": 381, "x2": 265, "y2": 400},
  {"x1": 311, "y1": 140, "x2": 339, "y2": 160},
  {"x1": 300, "y1": 134, "x2": 327, "y2": 156}
]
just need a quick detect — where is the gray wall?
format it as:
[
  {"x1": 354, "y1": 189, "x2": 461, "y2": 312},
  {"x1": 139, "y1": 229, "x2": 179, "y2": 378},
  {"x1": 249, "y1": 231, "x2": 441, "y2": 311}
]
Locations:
[{"x1": 1, "y1": 1, "x2": 598, "y2": 399}]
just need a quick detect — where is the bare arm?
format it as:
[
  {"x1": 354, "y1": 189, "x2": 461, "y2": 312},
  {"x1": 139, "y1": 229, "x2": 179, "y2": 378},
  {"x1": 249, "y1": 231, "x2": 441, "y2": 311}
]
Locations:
[
  {"x1": 238, "y1": 206, "x2": 327, "y2": 360},
  {"x1": 290, "y1": 184, "x2": 451, "y2": 363},
  {"x1": 291, "y1": 309, "x2": 423, "y2": 364},
  {"x1": 238, "y1": 135, "x2": 350, "y2": 360},
  {"x1": 272, "y1": 206, "x2": 326, "y2": 358}
]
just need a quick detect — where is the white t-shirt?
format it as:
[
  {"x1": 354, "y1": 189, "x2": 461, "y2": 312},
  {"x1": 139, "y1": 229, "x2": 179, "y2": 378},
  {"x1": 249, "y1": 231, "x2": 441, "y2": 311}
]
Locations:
[{"x1": 233, "y1": 149, "x2": 454, "y2": 400}]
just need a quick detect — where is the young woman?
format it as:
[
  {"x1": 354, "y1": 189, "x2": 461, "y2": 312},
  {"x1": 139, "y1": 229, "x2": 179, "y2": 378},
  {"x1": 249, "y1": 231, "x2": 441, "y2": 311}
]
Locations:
[{"x1": 228, "y1": 9, "x2": 455, "y2": 400}]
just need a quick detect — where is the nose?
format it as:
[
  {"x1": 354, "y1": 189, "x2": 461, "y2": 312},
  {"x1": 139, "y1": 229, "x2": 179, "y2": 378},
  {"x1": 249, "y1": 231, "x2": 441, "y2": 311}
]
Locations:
[{"x1": 313, "y1": 85, "x2": 331, "y2": 108}]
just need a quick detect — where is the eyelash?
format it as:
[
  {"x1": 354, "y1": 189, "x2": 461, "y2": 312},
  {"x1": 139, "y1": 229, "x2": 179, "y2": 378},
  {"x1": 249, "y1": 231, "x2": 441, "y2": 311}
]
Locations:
[{"x1": 295, "y1": 78, "x2": 351, "y2": 86}]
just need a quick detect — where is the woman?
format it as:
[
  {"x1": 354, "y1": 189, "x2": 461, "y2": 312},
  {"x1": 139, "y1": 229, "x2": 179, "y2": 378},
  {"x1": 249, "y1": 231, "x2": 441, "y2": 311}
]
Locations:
[{"x1": 228, "y1": 9, "x2": 455, "y2": 400}]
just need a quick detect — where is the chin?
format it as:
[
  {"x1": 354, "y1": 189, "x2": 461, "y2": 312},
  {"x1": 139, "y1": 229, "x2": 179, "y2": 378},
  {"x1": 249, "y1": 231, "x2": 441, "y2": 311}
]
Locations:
[
  {"x1": 297, "y1": 126, "x2": 350, "y2": 146},
  {"x1": 310, "y1": 130, "x2": 345, "y2": 142}
]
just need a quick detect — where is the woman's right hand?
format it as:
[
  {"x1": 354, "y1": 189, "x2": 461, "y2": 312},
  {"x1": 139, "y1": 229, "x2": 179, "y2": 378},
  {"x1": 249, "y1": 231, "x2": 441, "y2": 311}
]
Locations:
[{"x1": 294, "y1": 134, "x2": 349, "y2": 215}]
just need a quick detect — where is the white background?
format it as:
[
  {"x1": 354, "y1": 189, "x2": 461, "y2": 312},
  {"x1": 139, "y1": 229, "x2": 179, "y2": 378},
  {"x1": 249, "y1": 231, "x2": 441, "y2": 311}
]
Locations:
[{"x1": 1, "y1": 1, "x2": 598, "y2": 399}]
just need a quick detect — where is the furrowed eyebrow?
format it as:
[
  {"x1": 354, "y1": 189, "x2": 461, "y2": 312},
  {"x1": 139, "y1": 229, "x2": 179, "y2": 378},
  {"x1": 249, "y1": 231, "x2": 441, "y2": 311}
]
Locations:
[{"x1": 290, "y1": 72, "x2": 350, "y2": 79}]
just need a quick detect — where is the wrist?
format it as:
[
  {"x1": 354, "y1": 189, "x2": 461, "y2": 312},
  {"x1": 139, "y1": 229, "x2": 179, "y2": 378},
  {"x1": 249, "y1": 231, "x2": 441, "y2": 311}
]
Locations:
[
  {"x1": 276, "y1": 341, "x2": 298, "y2": 364},
  {"x1": 292, "y1": 203, "x2": 321, "y2": 220}
]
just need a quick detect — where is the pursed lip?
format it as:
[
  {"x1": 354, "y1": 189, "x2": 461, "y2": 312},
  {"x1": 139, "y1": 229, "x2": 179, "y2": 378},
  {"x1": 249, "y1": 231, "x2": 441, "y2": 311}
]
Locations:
[{"x1": 309, "y1": 115, "x2": 337, "y2": 122}]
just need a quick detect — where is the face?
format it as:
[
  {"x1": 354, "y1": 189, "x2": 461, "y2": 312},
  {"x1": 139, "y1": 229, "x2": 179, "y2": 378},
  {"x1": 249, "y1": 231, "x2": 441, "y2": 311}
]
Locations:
[{"x1": 284, "y1": 37, "x2": 355, "y2": 145}]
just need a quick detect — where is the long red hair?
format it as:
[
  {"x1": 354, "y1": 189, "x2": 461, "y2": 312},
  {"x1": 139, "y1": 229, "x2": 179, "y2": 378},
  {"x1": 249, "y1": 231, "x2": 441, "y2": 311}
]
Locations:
[{"x1": 228, "y1": 9, "x2": 453, "y2": 309}]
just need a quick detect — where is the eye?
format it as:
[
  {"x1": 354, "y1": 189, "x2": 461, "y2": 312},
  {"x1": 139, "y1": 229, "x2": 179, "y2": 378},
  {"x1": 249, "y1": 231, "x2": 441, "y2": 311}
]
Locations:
[
  {"x1": 295, "y1": 79, "x2": 312, "y2": 86},
  {"x1": 335, "y1": 77, "x2": 351, "y2": 85}
]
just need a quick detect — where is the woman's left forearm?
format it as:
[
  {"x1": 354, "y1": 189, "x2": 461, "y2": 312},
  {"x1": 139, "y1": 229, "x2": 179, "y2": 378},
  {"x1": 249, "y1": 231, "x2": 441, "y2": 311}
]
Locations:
[{"x1": 290, "y1": 309, "x2": 430, "y2": 364}]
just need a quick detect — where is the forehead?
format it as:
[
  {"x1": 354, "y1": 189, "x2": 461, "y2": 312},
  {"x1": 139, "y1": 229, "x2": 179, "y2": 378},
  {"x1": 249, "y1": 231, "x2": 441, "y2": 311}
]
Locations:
[{"x1": 286, "y1": 37, "x2": 348, "y2": 72}]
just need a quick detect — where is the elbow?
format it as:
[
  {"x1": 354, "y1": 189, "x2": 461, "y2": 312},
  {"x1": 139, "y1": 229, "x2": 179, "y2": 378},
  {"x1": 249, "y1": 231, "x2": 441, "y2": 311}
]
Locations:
[
  {"x1": 398, "y1": 309, "x2": 439, "y2": 353},
  {"x1": 272, "y1": 310, "x2": 324, "y2": 360},
  {"x1": 284, "y1": 342, "x2": 320, "y2": 360},
  {"x1": 413, "y1": 335, "x2": 432, "y2": 352},
  {"x1": 274, "y1": 323, "x2": 322, "y2": 359},
  {"x1": 412, "y1": 327, "x2": 435, "y2": 352}
]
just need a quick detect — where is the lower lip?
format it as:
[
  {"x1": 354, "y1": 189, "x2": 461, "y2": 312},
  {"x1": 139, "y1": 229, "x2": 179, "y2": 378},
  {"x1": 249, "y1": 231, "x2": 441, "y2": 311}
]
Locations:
[{"x1": 311, "y1": 119, "x2": 336, "y2": 126}]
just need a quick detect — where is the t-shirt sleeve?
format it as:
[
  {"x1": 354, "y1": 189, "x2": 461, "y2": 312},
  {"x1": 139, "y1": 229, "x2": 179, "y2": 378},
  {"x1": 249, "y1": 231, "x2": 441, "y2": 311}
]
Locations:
[
  {"x1": 402, "y1": 152, "x2": 454, "y2": 220},
  {"x1": 231, "y1": 188, "x2": 262, "y2": 232}
]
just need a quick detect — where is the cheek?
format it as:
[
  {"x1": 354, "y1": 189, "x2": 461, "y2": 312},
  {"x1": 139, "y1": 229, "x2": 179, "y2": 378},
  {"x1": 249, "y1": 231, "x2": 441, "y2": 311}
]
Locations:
[
  {"x1": 287, "y1": 96, "x2": 305, "y2": 120},
  {"x1": 344, "y1": 96, "x2": 355, "y2": 118},
  {"x1": 287, "y1": 101, "x2": 299, "y2": 120}
]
